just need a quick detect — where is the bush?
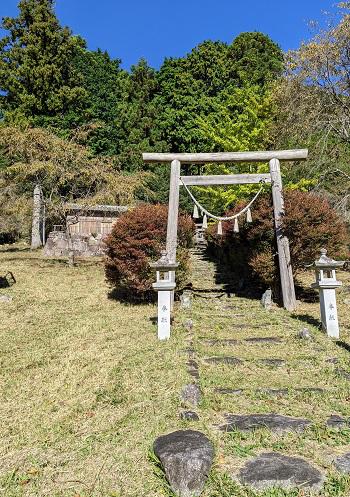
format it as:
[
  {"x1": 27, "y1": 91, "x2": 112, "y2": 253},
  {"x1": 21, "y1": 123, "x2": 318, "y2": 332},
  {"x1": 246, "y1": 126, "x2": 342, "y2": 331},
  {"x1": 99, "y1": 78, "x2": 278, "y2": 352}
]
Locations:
[
  {"x1": 104, "y1": 204, "x2": 195, "y2": 301},
  {"x1": 207, "y1": 190, "x2": 349, "y2": 296},
  {"x1": 0, "y1": 230, "x2": 19, "y2": 245}
]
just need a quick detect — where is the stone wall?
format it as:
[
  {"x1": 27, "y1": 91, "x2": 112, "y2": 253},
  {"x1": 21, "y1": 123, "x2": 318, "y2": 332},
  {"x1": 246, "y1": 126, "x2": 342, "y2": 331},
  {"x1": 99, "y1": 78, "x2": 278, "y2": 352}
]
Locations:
[{"x1": 43, "y1": 231, "x2": 106, "y2": 257}]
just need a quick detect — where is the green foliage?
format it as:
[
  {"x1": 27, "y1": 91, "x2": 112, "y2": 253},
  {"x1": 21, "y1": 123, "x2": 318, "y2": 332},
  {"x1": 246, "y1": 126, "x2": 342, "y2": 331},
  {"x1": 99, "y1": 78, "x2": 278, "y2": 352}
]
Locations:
[
  {"x1": 0, "y1": 1, "x2": 299, "y2": 235},
  {"x1": 115, "y1": 59, "x2": 167, "y2": 172},
  {"x1": 155, "y1": 51, "x2": 212, "y2": 154},
  {"x1": 286, "y1": 178, "x2": 317, "y2": 191},
  {"x1": 74, "y1": 47, "x2": 122, "y2": 124},
  {"x1": 194, "y1": 85, "x2": 273, "y2": 213},
  {"x1": 198, "y1": 85, "x2": 273, "y2": 152},
  {"x1": 154, "y1": 34, "x2": 283, "y2": 157},
  {"x1": 62, "y1": 46, "x2": 123, "y2": 148},
  {"x1": 72, "y1": 54, "x2": 167, "y2": 170},
  {"x1": 104, "y1": 204, "x2": 195, "y2": 300},
  {"x1": 49, "y1": 45, "x2": 126, "y2": 155},
  {"x1": 0, "y1": 0, "x2": 87, "y2": 124},
  {"x1": 229, "y1": 32, "x2": 284, "y2": 86}
]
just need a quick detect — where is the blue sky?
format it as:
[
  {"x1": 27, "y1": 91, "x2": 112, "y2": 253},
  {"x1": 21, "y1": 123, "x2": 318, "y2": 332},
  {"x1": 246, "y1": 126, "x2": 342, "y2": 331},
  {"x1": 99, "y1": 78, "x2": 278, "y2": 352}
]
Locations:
[{"x1": 1, "y1": 0, "x2": 337, "y2": 69}]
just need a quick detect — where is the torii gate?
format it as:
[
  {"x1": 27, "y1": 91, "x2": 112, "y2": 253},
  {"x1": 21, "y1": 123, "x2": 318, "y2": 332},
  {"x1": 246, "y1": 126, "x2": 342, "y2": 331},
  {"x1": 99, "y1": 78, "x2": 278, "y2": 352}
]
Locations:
[{"x1": 143, "y1": 149, "x2": 308, "y2": 312}]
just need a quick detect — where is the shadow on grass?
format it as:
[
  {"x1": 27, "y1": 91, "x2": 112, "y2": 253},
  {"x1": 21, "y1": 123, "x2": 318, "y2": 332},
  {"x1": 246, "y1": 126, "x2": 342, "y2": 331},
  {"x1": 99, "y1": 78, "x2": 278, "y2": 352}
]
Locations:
[
  {"x1": 201, "y1": 247, "x2": 267, "y2": 300},
  {"x1": 202, "y1": 245, "x2": 321, "y2": 305},
  {"x1": 192, "y1": 288, "x2": 228, "y2": 298},
  {"x1": 0, "y1": 271, "x2": 16, "y2": 288},
  {"x1": 149, "y1": 316, "x2": 174, "y2": 325},
  {"x1": 336, "y1": 341, "x2": 350, "y2": 353},
  {"x1": 108, "y1": 287, "x2": 156, "y2": 306},
  {"x1": 2, "y1": 257, "x2": 73, "y2": 267},
  {"x1": 3, "y1": 256, "x2": 104, "y2": 269},
  {"x1": 0, "y1": 246, "x2": 31, "y2": 254},
  {"x1": 108, "y1": 283, "x2": 187, "y2": 306},
  {"x1": 291, "y1": 313, "x2": 322, "y2": 328},
  {"x1": 295, "y1": 283, "x2": 318, "y2": 303}
]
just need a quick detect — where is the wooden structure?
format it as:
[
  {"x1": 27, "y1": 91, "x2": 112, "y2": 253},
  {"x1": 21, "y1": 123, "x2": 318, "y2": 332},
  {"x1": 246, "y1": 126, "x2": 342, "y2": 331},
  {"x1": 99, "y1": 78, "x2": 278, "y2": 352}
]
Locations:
[
  {"x1": 143, "y1": 149, "x2": 309, "y2": 312},
  {"x1": 66, "y1": 204, "x2": 128, "y2": 237}
]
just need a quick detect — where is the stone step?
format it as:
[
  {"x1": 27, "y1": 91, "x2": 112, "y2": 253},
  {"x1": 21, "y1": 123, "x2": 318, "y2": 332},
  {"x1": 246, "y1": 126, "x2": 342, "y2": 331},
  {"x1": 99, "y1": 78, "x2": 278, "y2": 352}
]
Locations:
[
  {"x1": 214, "y1": 387, "x2": 326, "y2": 396},
  {"x1": 203, "y1": 356, "x2": 286, "y2": 368},
  {"x1": 200, "y1": 337, "x2": 283, "y2": 346},
  {"x1": 219, "y1": 413, "x2": 311, "y2": 433},
  {"x1": 238, "y1": 452, "x2": 324, "y2": 492}
]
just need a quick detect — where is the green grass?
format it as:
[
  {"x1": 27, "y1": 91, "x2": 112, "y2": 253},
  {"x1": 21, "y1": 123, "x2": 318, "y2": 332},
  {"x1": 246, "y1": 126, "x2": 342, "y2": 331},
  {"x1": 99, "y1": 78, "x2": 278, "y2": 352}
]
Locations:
[
  {"x1": 188, "y1": 251, "x2": 350, "y2": 497},
  {"x1": 1, "y1": 244, "x2": 350, "y2": 496}
]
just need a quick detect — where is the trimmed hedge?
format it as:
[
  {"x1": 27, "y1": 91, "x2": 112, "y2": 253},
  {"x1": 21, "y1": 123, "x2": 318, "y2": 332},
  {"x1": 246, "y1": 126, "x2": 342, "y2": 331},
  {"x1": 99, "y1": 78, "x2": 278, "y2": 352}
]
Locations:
[
  {"x1": 207, "y1": 190, "x2": 349, "y2": 296},
  {"x1": 104, "y1": 203, "x2": 195, "y2": 301}
]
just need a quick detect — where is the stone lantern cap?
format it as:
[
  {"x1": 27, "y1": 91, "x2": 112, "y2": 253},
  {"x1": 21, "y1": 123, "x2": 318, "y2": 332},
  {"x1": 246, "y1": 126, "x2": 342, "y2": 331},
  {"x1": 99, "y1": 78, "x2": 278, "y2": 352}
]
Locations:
[
  {"x1": 313, "y1": 249, "x2": 345, "y2": 269},
  {"x1": 149, "y1": 250, "x2": 179, "y2": 271}
]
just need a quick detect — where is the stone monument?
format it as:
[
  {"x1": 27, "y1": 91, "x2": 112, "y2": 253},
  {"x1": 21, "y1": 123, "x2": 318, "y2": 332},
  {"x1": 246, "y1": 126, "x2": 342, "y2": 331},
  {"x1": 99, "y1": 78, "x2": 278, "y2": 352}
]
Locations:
[
  {"x1": 150, "y1": 251, "x2": 178, "y2": 340},
  {"x1": 311, "y1": 249, "x2": 345, "y2": 339}
]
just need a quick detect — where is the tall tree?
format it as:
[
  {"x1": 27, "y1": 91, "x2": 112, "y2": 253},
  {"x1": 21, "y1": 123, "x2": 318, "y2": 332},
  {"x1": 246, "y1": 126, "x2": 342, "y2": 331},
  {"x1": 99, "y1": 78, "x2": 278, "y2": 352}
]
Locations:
[
  {"x1": 195, "y1": 85, "x2": 273, "y2": 212},
  {"x1": 229, "y1": 32, "x2": 284, "y2": 86},
  {"x1": 115, "y1": 59, "x2": 166, "y2": 171},
  {"x1": 155, "y1": 41, "x2": 230, "y2": 153},
  {"x1": 72, "y1": 47, "x2": 124, "y2": 155},
  {"x1": 0, "y1": 0, "x2": 87, "y2": 124},
  {"x1": 155, "y1": 35, "x2": 283, "y2": 155},
  {"x1": 273, "y1": 3, "x2": 350, "y2": 219}
]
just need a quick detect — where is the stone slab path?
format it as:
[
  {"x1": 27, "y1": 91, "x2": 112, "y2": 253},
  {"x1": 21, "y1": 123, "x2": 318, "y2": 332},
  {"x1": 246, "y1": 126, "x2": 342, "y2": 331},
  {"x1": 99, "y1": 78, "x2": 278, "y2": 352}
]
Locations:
[
  {"x1": 239, "y1": 452, "x2": 325, "y2": 491},
  {"x1": 178, "y1": 245, "x2": 350, "y2": 493}
]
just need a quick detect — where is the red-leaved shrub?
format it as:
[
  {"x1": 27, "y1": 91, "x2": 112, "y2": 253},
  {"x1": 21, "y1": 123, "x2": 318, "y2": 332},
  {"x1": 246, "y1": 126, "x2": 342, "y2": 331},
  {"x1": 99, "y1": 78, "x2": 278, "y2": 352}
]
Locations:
[
  {"x1": 104, "y1": 204, "x2": 195, "y2": 300},
  {"x1": 207, "y1": 190, "x2": 349, "y2": 295}
]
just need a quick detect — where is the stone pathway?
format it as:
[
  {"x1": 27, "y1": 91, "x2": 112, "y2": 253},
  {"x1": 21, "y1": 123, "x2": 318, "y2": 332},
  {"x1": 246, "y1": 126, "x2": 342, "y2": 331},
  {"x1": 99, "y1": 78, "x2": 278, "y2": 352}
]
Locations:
[
  {"x1": 239, "y1": 452, "x2": 324, "y2": 491},
  {"x1": 176, "y1": 243, "x2": 350, "y2": 493},
  {"x1": 219, "y1": 413, "x2": 311, "y2": 433}
]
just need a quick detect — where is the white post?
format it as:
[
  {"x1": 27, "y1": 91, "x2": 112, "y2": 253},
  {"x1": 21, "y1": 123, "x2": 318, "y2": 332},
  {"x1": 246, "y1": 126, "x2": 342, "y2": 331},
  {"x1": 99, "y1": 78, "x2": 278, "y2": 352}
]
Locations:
[
  {"x1": 319, "y1": 288, "x2": 340, "y2": 338},
  {"x1": 158, "y1": 290, "x2": 172, "y2": 340},
  {"x1": 269, "y1": 158, "x2": 296, "y2": 311}
]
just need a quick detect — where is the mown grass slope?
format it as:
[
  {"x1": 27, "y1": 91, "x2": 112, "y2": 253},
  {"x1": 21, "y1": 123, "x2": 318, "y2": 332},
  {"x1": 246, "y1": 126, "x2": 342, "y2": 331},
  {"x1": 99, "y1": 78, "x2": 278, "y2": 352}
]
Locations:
[{"x1": 1, "y1": 244, "x2": 350, "y2": 497}]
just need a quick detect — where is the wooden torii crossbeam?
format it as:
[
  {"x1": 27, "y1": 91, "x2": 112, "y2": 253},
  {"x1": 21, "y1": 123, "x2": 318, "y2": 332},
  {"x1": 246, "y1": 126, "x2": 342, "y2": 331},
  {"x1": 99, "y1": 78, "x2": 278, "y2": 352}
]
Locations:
[{"x1": 143, "y1": 149, "x2": 308, "y2": 311}]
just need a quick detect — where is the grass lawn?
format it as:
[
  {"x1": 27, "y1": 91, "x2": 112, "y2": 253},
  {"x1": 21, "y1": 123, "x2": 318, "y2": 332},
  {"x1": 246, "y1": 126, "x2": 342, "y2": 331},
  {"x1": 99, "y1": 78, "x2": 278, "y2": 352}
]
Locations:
[
  {"x1": 1, "y1": 244, "x2": 350, "y2": 497},
  {"x1": 0, "y1": 245, "x2": 188, "y2": 497}
]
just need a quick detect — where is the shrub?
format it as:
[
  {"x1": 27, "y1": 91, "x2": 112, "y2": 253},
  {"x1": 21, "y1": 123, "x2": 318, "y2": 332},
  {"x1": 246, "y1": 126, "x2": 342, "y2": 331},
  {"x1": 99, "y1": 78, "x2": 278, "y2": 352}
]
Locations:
[
  {"x1": 104, "y1": 204, "x2": 195, "y2": 301},
  {"x1": 207, "y1": 190, "x2": 349, "y2": 296}
]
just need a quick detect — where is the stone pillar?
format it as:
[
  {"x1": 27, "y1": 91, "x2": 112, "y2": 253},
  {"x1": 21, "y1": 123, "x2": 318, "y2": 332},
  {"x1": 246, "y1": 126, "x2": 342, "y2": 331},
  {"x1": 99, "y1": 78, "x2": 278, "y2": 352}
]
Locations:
[
  {"x1": 319, "y1": 288, "x2": 340, "y2": 338},
  {"x1": 150, "y1": 250, "x2": 179, "y2": 340},
  {"x1": 31, "y1": 185, "x2": 43, "y2": 249},
  {"x1": 311, "y1": 249, "x2": 344, "y2": 339},
  {"x1": 157, "y1": 289, "x2": 172, "y2": 340}
]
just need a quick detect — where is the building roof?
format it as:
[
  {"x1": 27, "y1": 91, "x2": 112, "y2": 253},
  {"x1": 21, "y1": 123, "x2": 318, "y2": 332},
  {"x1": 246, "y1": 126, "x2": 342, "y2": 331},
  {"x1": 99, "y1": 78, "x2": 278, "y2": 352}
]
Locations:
[{"x1": 65, "y1": 204, "x2": 128, "y2": 214}]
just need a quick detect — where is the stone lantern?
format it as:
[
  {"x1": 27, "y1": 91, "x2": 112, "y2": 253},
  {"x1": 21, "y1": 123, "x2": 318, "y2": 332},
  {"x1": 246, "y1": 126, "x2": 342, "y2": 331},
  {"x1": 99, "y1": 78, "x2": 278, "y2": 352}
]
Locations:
[
  {"x1": 150, "y1": 250, "x2": 179, "y2": 340},
  {"x1": 311, "y1": 249, "x2": 345, "y2": 338}
]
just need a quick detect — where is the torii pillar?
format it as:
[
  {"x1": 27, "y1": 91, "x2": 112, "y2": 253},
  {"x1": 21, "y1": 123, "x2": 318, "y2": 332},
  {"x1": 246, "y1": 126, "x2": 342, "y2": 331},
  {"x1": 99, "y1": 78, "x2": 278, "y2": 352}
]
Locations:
[{"x1": 143, "y1": 149, "x2": 308, "y2": 312}]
